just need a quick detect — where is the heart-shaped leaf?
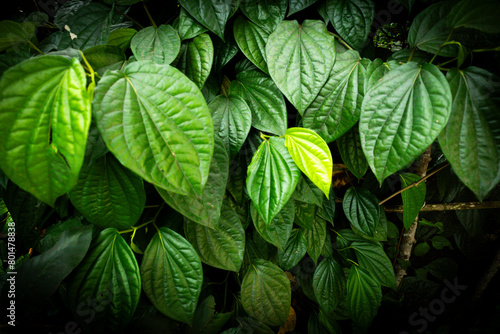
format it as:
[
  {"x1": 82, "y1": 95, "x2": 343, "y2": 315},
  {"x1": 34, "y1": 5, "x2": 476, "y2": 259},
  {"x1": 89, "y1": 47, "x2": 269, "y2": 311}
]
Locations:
[
  {"x1": 278, "y1": 229, "x2": 307, "y2": 270},
  {"x1": 337, "y1": 124, "x2": 368, "y2": 180},
  {"x1": 266, "y1": 20, "x2": 336, "y2": 114},
  {"x1": 399, "y1": 173, "x2": 426, "y2": 228},
  {"x1": 240, "y1": 0, "x2": 288, "y2": 32},
  {"x1": 0, "y1": 20, "x2": 36, "y2": 52},
  {"x1": 285, "y1": 127, "x2": 333, "y2": 197},
  {"x1": 234, "y1": 16, "x2": 270, "y2": 74},
  {"x1": 131, "y1": 24, "x2": 181, "y2": 65},
  {"x1": 176, "y1": 33, "x2": 214, "y2": 89},
  {"x1": 174, "y1": 7, "x2": 208, "y2": 41},
  {"x1": 343, "y1": 186, "x2": 380, "y2": 237},
  {"x1": 303, "y1": 216, "x2": 327, "y2": 264},
  {"x1": 93, "y1": 61, "x2": 214, "y2": 196},
  {"x1": 351, "y1": 241, "x2": 397, "y2": 290},
  {"x1": 251, "y1": 200, "x2": 294, "y2": 250},
  {"x1": 447, "y1": 0, "x2": 500, "y2": 34},
  {"x1": 313, "y1": 258, "x2": 346, "y2": 313},
  {"x1": 359, "y1": 62, "x2": 452, "y2": 183},
  {"x1": 288, "y1": 0, "x2": 318, "y2": 17},
  {"x1": 0, "y1": 56, "x2": 91, "y2": 206}
]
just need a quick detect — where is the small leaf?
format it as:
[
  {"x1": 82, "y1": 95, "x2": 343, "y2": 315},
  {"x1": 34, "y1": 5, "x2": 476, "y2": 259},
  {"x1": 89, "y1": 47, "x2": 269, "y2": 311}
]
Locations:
[
  {"x1": 234, "y1": 16, "x2": 270, "y2": 74},
  {"x1": 285, "y1": 127, "x2": 333, "y2": 198},
  {"x1": 351, "y1": 241, "x2": 397, "y2": 290},
  {"x1": 131, "y1": 25, "x2": 181, "y2": 65},
  {"x1": 141, "y1": 227, "x2": 203, "y2": 325},
  {"x1": 447, "y1": 0, "x2": 500, "y2": 34},
  {"x1": 312, "y1": 258, "x2": 346, "y2": 313},
  {"x1": 266, "y1": 20, "x2": 336, "y2": 114},
  {"x1": 414, "y1": 242, "x2": 430, "y2": 256},
  {"x1": 251, "y1": 200, "x2": 294, "y2": 250},
  {"x1": 346, "y1": 266, "x2": 382, "y2": 329},
  {"x1": 174, "y1": 7, "x2": 208, "y2": 41},
  {"x1": 176, "y1": 33, "x2": 214, "y2": 89},
  {"x1": 246, "y1": 137, "x2": 300, "y2": 224},
  {"x1": 343, "y1": 187, "x2": 380, "y2": 237},
  {"x1": 278, "y1": 229, "x2": 308, "y2": 270},
  {"x1": 337, "y1": 124, "x2": 368, "y2": 180},
  {"x1": 241, "y1": 259, "x2": 291, "y2": 326},
  {"x1": 399, "y1": 173, "x2": 426, "y2": 229},
  {"x1": 107, "y1": 28, "x2": 137, "y2": 51}
]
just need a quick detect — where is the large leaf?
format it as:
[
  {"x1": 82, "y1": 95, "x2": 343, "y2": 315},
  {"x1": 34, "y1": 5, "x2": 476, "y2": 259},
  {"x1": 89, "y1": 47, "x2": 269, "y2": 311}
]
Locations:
[
  {"x1": 0, "y1": 20, "x2": 36, "y2": 52},
  {"x1": 303, "y1": 50, "x2": 368, "y2": 143},
  {"x1": 246, "y1": 137, "x2": 300, "y2": 224},
  {"x1": 156, "y1": 135, "x2": 228, "y2": 229},
  {"x1": 176, "y1": 33, "x2": 214, "y2": 89},
  {"x1": 346, "y1": 265, "x2": 382, "y2": 329},
  {"x1": 285, "y1": 127, "x2": 333, "y2": 197},
  {"x1": 447, "y1": 0, "x2": 500, "y2": 34},
  {"x1": 0, "y1": 56, "x2": 91, "y2": 206},
  {"x1": 240, "y1": 0, "x2": 288, "y2": 32},
  {"x1": 234, "y1": 16, "x2": 270, "y2": 74},
  {"x1": 438, "y1": 67, "x2": 500, "y2": 201},
  {"x1": 179, "y1": 0, "x2": 238, "y2": 40},
  {"x1": 266, "y1": 20, "x2": 336, "y2": 114},
  {"x1": 69, "y1": 153, "x2": 146, "y2": 230},
  {"x1": 303, "y1": 216, "x2": 327, "y2": 264},
  {"x1": 278, "y1": 229, "x2": 308, "y2": 270},
  {"x1": 399, "y1": 173, "x2": 426, "y2": 229},
  {"x1": 16, "y1": 225, "x2": 92, "y2": 316},
  {"x1": 67, "y1": 228, "x2": 141, "y2": 333},
  {"x1": 241, "y1": 259, "x2": 291, "y2": 326},
  {"x1": 312, "y1": 258, "x2": 346, "y2": 313},
  {"x1": 359, "y1": 62, "x2": 452, "y2": 183},
  {"x1": 209, "y1": 94, "x2": 252, "y2": 160},
  {"x1": 141, "y1": 227, "x2": 203, "y2": 325},
  {"x1": 251, "y1": 200, "x2": 294, "y2": 250},
  {"x1": 337, "y1": 124, "x2": 368, "y2": 180},
  {"x1": 184, "y1": 198, "x2": 245, "y2": 272},
  {"x1": 343, "y1": 186, "x2": 380, "y2": 237},
  {"x1": 229, "y1": 70, "x2": 287, "y2": 135},
  {"x1": 351, "y1": 241, "x2": 397, "y2": 290},
  {"x1": 326, "y1": 0, "x2": 374, "y2": 49},
  {"x1": 93, "y1": 61, "x2": 214, "y2": 196},
  {"x1": 131, "y1": 25, "x2": 181, "y2": 65}
]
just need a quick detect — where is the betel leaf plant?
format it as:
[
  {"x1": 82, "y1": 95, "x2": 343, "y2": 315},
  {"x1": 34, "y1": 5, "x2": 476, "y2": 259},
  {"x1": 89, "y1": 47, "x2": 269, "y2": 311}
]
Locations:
[{"x1": 0, "y1": 0, "x2": 499, "y2": 333}]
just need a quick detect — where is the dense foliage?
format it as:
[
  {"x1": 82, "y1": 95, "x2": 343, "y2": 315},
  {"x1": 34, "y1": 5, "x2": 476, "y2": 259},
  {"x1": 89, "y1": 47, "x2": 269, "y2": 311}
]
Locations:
[{"x1": 0, "y1": 0, "x2": 499, "y2": 333}]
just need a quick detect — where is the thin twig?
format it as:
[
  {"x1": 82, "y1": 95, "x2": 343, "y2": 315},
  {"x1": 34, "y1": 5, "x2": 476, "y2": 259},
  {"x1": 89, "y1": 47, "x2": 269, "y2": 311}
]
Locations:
[{"x1": 384, "y1": 201, "x2": 500, "y2": 212}]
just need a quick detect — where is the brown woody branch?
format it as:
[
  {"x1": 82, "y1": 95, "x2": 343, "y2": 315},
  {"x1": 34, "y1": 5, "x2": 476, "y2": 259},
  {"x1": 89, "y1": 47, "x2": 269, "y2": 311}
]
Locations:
[{"x1": 383, "y1": 201, "x2": 500, "y2": 212}]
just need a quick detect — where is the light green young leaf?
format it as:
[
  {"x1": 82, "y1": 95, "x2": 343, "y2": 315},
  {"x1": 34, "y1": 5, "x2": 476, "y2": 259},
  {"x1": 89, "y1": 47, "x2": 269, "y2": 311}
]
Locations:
[
  {"x1": 285, "y1": 127, "x2": 333, "y2": 198},
  {"x1": 141, "y1": 227, "x2": 203, "y2": 325},
  {"x1": 399, "y1": 173, "x2": 426, "y2": 229},
  {"x1": 266, "y1": 20, "x2": 335, "y2": 114},
  {"x1": 131, "y1": 25, "x2": 181, "y2": 65},
  {"x1": 93, "y1": 61, "x2": 214, "y2": 197},
  {"x1": 0, "y1": 56, "x2": 91, "y2": 206},
  {"x1": 360, "y1": 62, "x2": 452, "y2": 184}
]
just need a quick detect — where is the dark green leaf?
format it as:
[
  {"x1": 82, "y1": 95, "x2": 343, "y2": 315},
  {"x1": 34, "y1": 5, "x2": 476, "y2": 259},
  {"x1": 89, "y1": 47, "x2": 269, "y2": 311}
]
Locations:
[
  {"x1": 83, "y1": 44, "x2": 126, "y2": 77},
  {"x1": 174, "y1": 7, "x2": 209, "y2": 41},
  {"x1": 313, "y1": 258, "x2": 346, "y2": 313},
  {"x1": 278, "y1": 229, "x2": 308, "y2": 270},
  {"x1": 294, "y1": 200, "x2": 316, "y2": 229},
  {"x1": 343, "y1": 186, "x2": 380, "y2": 237},
  {"x1": 303, "y1": 216, "x2": 327, "y2": 263},
  {"x1": 266, "y1": 20, "x2": 336, "y2": 114},
  {"x1": 176, "y1": 33, "x2": 214, "y2": 89},
  {"x1": 186, "y1": 295, "x2": 233, "y2": 334},
  {"x1": 447, "y1": 0, "x2": 500, "y2": 34},
  {"x1": 0, "y1": 51, "x2": 30, "y2": 76},
  {"x1": 288, "y1": 0, "x2": 318, "y2": 16},
  {"x1": 0, "y1": 56, "x2": 91, "y2": 205},
  {"x1": 240, "y1": 0, "x2": 288, "y2": 32},
  {"x1": 241, "y1": 259, "x2": 291, "y2": 326},
  {"x1": 251, "y1": 200, "x2": 294, "y2": 250},
  {"x1": 141, "y1": 227, "x2": 203, "y2": 325},
  {"x1": 234, "y1": 16, "x2": 270, "y2": 74},
  {"x1": 213, "y1": 32, "x2": 239, "y2": 72},
  {"x1": 414, "y1": 242, "x2": 430, "y2": 256},
  {"x1": 131, "y1": 25, "x2": 181, "y2": 65},
  {"x1": 67, "y1": 228, "x2": 141, "y2": 333},
  {"x1": 291, "y1": 175, "x2": 324, "y2": 207},
  {"x1": 360, "y1": 62, "x2": 452, "y2": 183},
  {"x1": 399, "y1": 173, "x2": 426, "y2": 229},
  {"x1": 337, "y1": 124, "x2": 368, "y2": 180},
  {"x1": 364, "y1": 58, "x2": 388, "y2": 93},
  {"x1": 107, "y1": 28, "x2": 137, "y2": 51},
  {"x1": 438, "y1": 67, "x2": 500, "y2": 201},
  {"x1": 93, "y1": 61, "x2": 214, "y2": 196},
  {"x1": 351, "y1": 241, "x2": 397, "y2": 290},
  {"x1": 0, "y1": 20, "x2": 36, "y2": 52}
]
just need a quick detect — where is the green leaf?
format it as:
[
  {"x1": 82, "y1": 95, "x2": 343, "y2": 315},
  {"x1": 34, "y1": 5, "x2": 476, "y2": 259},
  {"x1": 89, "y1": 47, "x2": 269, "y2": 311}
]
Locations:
[
  {"x1": 251, "y1": 200, "x2": 294, "y2": 250},
  {"x1": 0, "y1": 20, "x2": 36, "y2": 52},
  {"x1": 408, "y1": 1, "x2": 457, "y2": 57},
  {"x1": 93, "y1": 61, "x2": 214, "y2": 196},
  {"x1": 337, "y1": 125, "x2": 368, "y2": 180},
  {"x1": 246, "y1": 137, "x2": 300, "y2": 224},
  {"x1": 213, "y1": 32, "x2": 239, "y2": 72},
  {"x1": 447, "y1": 0, "x2": 500, "y2": 34},
  {"x1": 240, "y1": 0, "x2": 288, "y2": 32},
  {"x1": 69, "y1": 153, "x2": 145, "y2": 230},
  {"x1": 179, "y1": 0, "x2": 238, "y2": 40},
  {"x1": 288, "y1": 0, "x2": 318, "y2": 16},
  {"x1": 326, "y1": 0, "x2": 375, "y2": 49},
  {"x1": 359, "y1": 62, "x2": 452, "y2": 184},
  {"x1": 176, "y1": 33, "x2": 214, "y2": 89},
  {"x1": 17, "y1": 225, "x2": 92, "y2": 316},
  {"x1": 431, "y1": 235, "x2": 452, "y2": 250},
  {"x1": 294, "y1": 200, "x2": 317, "y2": 229},
  {"x1": 346, "y1": 265, "x2": 382, "y2": 329},
  {"x1": 174, "y1": 7, "x2": 208, "y2": 41},
  {"x1": 67, "y1": 228, "x2": 141, "y2": 333},
  {"x1": 184, "y1": 198, "x2": 245, "y2": 272},
  {"x1": 266, "y1": 20, "x2": 336, "y2": 114},
  {"x1": 343, "y1": 187, "x2": 380, "y2": 237},
  {"x1": 241, "y1": 259, "x2": 291, "y2": 326},
  {"x1": 0, "y1": 56, "x2": 91, "y2": 206},
  {"x1": 233, "y1": 16, "x2": 270, "y2": 74},
  {"x1": 141, "y1": 227, "x2": 203, "y2": 325},
  {"x1": 303, "y1": 50, "x2": 368, "y2": 143},
  {"x1": 317, "y1": 188, "x2": 336, "y2": 223},
  {"x1": 303, "y1": 216, "x2": 327, "y2": 264},
  {"x1": 229, "y1": 70, "x2": 287, "y2": 136},
  {"x1": 351, "y1": 241, "x2": 397, "y2": 290},
  {"x1": 131, "y1": 25, "x2": 181, "y2": 65},
  {"x1": 107, "y1": 28, "x2": 137, "y2": 51},
  {"x1": 291, "y1": 175, "x2": 324, "y2": 207},
  {"x1": 186, "y1": 295, "x2": 233, "y2": 334},
  {"x1": 83, "y1": 44, "x2": 126, "y2": 77},
  {"x1": 399, "y1": 173, "x2": 426, "y2": 229},
  {"x1": 0, "y1": 51, "x2": 31, "y2": 77},
  {"x1": 285, "y1": 127, "x2": 333, "y2": 198},
  {"x1": 278, "y1": 229, "x2": 308, "y2": 270},
  {"x1": 156, "y1": 134, "x2": 228, "y2": 229},
  {"x1": 414, "y1": 242, "x2": 430, "y2": 256},
  {"x1": 438, "y1": 67, "x2": 500, "y2": 201},
  {"x1": 209, "y1": 94, "x2": 252, "y2": 160},
  {"x1": 313, "y1": 258, "x2": 346, "y2": 313},
  {"x1": 364, "y1": 58, "x2": 388, "y2": 93}
]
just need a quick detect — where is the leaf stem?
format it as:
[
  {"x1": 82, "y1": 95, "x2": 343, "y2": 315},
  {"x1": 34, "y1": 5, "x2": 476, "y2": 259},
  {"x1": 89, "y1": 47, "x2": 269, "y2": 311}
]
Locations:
[
  {"x1": 114, "y1": 10, "x2": 144, "y2": 29},
  {"x1": 331, "y1": 33, "x2": 353, "y2": 50},
  {"x1": 142, "y1": 1, "x2": 157, "y2": 28},
  {"x1": 407, "y1": 47, "x2": 416, "y2": 63},
  {"x1": 429, "y1": 30, "x2": 453, "y2": 64},
  {"x1": 27, "y1": 39, "x2": 44, "y2": 55}
]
